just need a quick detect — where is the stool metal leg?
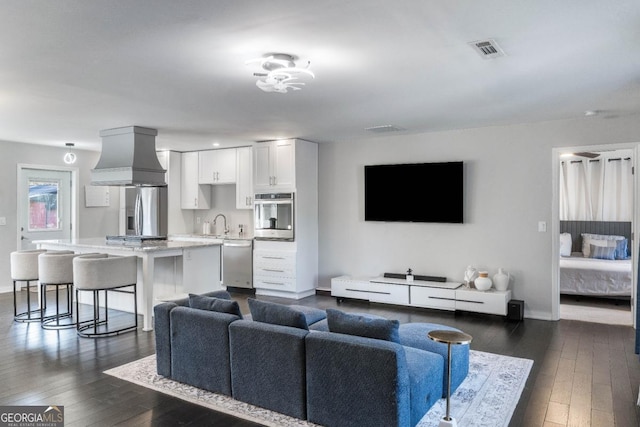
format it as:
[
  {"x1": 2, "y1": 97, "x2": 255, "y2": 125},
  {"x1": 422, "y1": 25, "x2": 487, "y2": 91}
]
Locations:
[
  {"x1": 14, "y1": 279, "x2": 44, "y2": 322},
  {"x1": 41, "y1": 283, "x2": 75, "y2": 330}
]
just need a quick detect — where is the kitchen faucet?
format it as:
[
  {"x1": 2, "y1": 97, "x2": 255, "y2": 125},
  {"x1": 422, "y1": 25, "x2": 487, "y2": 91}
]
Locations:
[{"x1": 213, "y1": 213, "x2": 229, "y2": 235}]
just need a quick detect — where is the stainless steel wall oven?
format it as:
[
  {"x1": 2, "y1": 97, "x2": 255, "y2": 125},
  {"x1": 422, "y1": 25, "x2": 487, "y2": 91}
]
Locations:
[{"x1": 254, "y1": 192, "x2": 294, "y2": 241}]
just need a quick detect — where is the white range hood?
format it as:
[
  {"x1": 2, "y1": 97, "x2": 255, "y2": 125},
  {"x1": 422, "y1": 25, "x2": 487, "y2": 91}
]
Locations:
[{"x1": 91, "y1": 126, "x2": 166, "y2": 186}]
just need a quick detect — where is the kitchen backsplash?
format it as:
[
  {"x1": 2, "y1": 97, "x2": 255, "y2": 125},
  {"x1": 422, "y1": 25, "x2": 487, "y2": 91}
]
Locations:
[{"x1": 192, "y1": 184, "x2": 253, "y2": 235}]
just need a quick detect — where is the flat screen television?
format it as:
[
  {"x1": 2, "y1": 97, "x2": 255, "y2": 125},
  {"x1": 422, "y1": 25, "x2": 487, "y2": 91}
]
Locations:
[{"x1": 364, "y1": 161, "x2": 463, "y2": 223}]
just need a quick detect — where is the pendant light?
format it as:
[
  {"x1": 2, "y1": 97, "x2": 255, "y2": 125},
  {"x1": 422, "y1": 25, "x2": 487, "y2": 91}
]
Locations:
[{"x1": 63, "y1": 143, "x2": 77, "y2": 164}]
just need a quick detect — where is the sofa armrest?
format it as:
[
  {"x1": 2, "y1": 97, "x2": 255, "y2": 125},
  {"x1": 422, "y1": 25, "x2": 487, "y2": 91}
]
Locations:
[
  {"x1": 404, "y1": 346, "x2": 444, "y2": 426},
  {"x1": 153, "y1": 302, "x2": 178, "y2": 377}
]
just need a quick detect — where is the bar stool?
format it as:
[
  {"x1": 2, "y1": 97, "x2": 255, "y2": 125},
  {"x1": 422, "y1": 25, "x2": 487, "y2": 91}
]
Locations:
[
  {"x1": 73, "y1": 254, "x2": 138, "y2": 338},
  {"x1": 11, "y1": 249, "x2": 47, "y2": 322},
  {"x1": 38, "y1": 251, "x2": 78, "y2": 329}
]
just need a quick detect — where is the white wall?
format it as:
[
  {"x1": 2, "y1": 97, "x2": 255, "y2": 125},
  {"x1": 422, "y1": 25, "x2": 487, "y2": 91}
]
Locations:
[
  {"x1": 317, "y1": 115, "x2": 640, "y2": 320},
  {"x1": 0, "y1": 140, "x2": 120, "y2": 292}
]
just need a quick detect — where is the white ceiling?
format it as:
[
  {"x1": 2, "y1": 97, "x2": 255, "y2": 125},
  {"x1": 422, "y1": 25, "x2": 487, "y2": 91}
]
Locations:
[{"x1": 1, "y1": 0, "x2": 639, "y2": 152}]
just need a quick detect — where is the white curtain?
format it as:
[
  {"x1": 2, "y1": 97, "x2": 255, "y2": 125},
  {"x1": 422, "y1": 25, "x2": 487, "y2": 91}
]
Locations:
[{"x1": 559, "y1": 151, "x2": 633, "y2": 221}]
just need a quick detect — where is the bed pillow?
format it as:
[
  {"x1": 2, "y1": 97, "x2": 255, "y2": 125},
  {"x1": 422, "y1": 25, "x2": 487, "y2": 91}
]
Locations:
[
  {"x1": 188, "y1": 294, "x2": 243, "y2": 318},
  {"x1": 589, "y1": 244, "x2": 616, "y2": 260},
  {"x1": 326, "y1": 308, "x2": 400, "y2": 343},
  {"x1": 559, "y1": 233, "x2": 572, "y2": 257},
  {"x1": 581, "y1": 233, "x2": 624, "y2": 258},
  {"x1": 614, "y1": 238, "x2": 630, "y2": 260}
]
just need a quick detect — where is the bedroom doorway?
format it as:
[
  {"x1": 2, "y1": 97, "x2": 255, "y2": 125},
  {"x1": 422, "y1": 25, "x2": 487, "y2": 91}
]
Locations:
[{"x1": 553, "y1": 146, "x2": 636, "y2": 326}]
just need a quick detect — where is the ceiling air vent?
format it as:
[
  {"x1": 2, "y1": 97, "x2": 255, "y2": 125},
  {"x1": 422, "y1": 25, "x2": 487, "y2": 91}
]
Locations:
[
  {"x1": 469, "y1": 39, "x2": 505, "y2": 59},
  {"x1": 365, "y1": 125, "x2": 405, "y2": 134}
]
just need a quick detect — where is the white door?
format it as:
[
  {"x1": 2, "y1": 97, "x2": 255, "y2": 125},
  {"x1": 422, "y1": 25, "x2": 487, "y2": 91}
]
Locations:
[{"x1": 17, "y1": 167, "x2": 74, "y2": 250}]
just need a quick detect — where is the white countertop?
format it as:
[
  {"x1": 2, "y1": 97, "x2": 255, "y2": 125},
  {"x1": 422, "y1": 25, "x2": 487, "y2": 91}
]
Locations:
[
  {"x1": 170, "y1": 233, "x2": 254, "y2": 241},
  {"x1": 35, "y1": 237, "x2": 223, "y2": 252}
]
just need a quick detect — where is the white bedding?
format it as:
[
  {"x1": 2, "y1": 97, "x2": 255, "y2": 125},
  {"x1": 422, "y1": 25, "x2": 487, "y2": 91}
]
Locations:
[{"x1": 560, "y1": 255, "x2": 632, "y2": 297}]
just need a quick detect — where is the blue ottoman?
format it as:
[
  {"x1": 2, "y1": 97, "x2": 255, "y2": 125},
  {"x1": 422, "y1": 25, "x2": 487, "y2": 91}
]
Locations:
[{"x1": 398, "y1": 323, "x2": 470, "y2": 396}]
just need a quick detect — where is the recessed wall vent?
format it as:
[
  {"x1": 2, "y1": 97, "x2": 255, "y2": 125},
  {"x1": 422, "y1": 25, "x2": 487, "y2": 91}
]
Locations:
[
  {"x1": 469, "y1": 39, "x2": 505, "y2": 59},
  {"x1": 365, "y1": 125, "x2": 405, "y2": 133}
]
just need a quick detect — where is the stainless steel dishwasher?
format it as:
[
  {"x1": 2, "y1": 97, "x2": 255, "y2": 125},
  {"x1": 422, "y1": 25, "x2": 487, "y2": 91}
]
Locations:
[{"x1": 222, "y1": 239, "x2": 253, "y2": 289}]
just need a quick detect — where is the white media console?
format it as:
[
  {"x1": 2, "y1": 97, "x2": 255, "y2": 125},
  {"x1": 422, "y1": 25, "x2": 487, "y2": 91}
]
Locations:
[{"x1": 331, "y1": 275, "x2": 511, "y2": 316}]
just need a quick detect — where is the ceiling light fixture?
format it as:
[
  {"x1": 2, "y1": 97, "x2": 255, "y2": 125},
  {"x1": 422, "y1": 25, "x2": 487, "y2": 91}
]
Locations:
[
  {"x1": 63, "y1": 143, "x2": 77, "y2": 164},
  {"x1": 246, "y1": 53, "x2": 314, "y2": 94}
]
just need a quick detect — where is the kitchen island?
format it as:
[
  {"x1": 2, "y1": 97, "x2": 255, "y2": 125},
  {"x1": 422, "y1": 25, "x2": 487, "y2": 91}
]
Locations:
[{"x1": 36, "y1": 237, "x2": 224, "y2": 331}]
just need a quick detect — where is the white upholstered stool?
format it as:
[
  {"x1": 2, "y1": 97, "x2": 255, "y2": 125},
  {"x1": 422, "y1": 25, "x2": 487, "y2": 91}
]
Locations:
[
  {"x1": 73, "y1": 254, "x2": 138, "y2": 338},
  {"x1": 38, "y1": 251, "x2": 78, "y2": 329},
  {"x1": 11, "y1": 249, "x2": 47, "y2": 322}
]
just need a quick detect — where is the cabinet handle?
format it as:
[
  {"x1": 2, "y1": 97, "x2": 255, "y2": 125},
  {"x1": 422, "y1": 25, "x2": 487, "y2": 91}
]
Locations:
[
  {"x1": 216, "y1": 171, "x2": 220, "y2": 181},
  {"x1": 428, "y1": 296, "x2": 457, "y2": 302},
  {"x1": 345, "y1": 288, "x2": 390, "y2": 295},
  {"x1": 263, "y1": 268, "x2": 285, "y2": 273},
  {"x1": 194, "y1": 197, "x2": 197, "y2": 206},
  {"x1": 273, "y1": 176, "x2": 277, "y2": 185},
  {"x1": 263, "y1": 281, "x2": 285, "y2": 286},
  {"x1": 263, "y1": 256, "x2": 285, "y2": 260}
]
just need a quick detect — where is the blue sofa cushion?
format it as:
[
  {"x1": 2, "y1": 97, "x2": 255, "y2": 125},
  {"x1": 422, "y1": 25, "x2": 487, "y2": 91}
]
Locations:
[
  {"x1": 326, "y1": 308, "x2": 400, "y2": 343},
  {"x1": 188, "y1": 294, "x2": 242, "y2": 318},
  {"x1": 248, "y1": 298, "x2": 309, "y2": 330}
]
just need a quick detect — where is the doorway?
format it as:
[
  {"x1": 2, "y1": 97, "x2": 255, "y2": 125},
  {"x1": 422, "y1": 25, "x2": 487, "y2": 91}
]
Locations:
[
  {"x1": 552, "y1": 145, "x2": 636, "y2": 326},
  {"x1": 17, "y1": 165, "x2": 78, "y2": 250}
]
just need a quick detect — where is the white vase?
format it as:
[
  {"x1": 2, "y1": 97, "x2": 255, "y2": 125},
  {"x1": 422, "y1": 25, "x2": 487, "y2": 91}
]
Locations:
[
  {"x1": 493, "y1": 268, "x2": 510, "y2": 291},
  {"x1": 475, "y1": 271, "x2": 492, "y2": 291}
]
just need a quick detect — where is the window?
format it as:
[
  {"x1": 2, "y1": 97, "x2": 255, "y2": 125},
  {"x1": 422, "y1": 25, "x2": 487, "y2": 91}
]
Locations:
[{"x1": 28, "y1": 179, "x2": 60, "y2": 231}]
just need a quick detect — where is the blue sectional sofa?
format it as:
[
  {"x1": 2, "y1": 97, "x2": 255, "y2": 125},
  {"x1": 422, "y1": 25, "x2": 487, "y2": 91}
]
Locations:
[{"x1": 153, "y1": 294, "x2": 470, "y2": 427}]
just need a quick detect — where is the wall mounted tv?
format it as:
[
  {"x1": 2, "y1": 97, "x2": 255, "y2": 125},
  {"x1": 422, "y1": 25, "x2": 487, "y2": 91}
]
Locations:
[{"x1": 364, "y1": 161, "x2": 464, "y2": 223}]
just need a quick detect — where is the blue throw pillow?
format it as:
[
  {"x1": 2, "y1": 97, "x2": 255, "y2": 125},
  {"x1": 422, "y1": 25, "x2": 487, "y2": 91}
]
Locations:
[
  {"x1": 614, "y1": 239, "x2": 630, "y2": 260},
  {"x1": 326, "y1": 308, "x2": 400, "y2": 343},
  {"x1": 189, "y1": 294, "x2": 242, "y2": 318},
  {"x1": 589, "y1": 244, "x2": 616, "y2": 260},
  {"x1": 247, "y1": 298, "x2": 309, "y2": 330}
]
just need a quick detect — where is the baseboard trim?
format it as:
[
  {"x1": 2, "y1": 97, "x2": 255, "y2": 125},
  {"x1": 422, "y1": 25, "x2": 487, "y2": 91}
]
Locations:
[{"x1": 315, "y1": 288, "x2": 331, "y2": 297}]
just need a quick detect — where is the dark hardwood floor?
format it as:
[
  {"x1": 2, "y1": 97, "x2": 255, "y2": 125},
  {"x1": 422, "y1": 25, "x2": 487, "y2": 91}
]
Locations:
[{"x1": 2, "y1": 289, "x2": 639, "y2": 426}]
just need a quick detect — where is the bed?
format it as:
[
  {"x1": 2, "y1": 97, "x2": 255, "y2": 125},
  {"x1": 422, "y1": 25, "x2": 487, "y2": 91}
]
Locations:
[{"x1": 559, "y1": 221, "x2": 633, "y2": 298}]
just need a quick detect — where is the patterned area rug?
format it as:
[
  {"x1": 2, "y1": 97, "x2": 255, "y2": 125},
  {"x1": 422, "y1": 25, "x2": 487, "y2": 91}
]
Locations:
[{"x1": 105, "y1": 350, "x2": 532, "y2": 427}]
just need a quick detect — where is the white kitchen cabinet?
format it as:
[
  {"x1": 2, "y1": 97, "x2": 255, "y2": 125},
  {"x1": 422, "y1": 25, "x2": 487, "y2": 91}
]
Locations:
[
  {"x1": 253, "y1": 240, "x2": 316, "y2": 299},
  {"x1": 254, "y1": 248, "x2": 297, "y2": 293},
  {"x1": 198, "y1": 148, "x2": 236, "y2": 184},
  {"x1": 155, "y1": 151, "x2": 193, "y2": 234},
  {"x1": 235, "y1": 146, "x2": 253, "y2": 209},
  {"x1": 181, "y1": 151, "x2": 210, "y2": 209},
  {"x1": 253, "y1": 139, "x2": 295, "y2": 192}
]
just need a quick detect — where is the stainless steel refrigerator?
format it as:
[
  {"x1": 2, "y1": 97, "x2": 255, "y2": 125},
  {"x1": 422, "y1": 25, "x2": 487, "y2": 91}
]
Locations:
[{"x1": 124, "y1": 186, "x2": 168, "y2": 237}]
